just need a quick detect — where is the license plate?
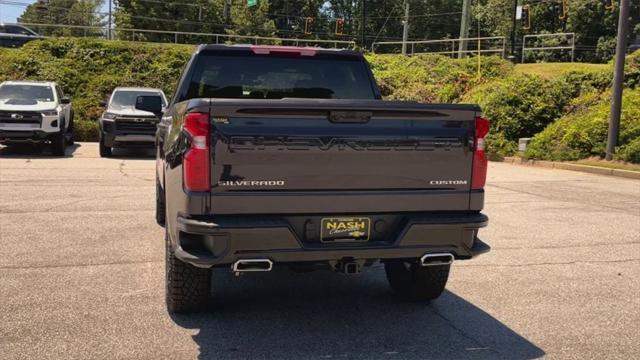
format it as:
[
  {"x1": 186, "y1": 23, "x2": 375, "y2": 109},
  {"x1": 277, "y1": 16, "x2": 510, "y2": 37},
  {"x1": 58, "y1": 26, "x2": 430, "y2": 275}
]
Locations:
[{"x1": 320, "y1": 217, "x2": 371, "y2": 242}]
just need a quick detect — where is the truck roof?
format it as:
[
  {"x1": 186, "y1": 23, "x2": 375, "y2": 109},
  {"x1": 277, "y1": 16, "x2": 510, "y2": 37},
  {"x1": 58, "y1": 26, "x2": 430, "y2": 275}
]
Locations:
[
  {"x1": 196, "y1": 44, "x2": 363, "y2": 58},
  {"x1": 113, "y1": 87, "x2": 165, "y2": 93},
  {"x1": 1, "y1": 80, "x2": 57, "y2": 87}
]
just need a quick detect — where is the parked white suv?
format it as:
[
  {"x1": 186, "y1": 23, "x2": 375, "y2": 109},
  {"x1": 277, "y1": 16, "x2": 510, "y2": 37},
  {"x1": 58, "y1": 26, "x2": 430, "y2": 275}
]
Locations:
[
  {"x1": 0, "y1": 81, "x2": 73, "y2": 156},
  {"x1": 99, "y1": 87, "x2": 167, "y2": 157}
]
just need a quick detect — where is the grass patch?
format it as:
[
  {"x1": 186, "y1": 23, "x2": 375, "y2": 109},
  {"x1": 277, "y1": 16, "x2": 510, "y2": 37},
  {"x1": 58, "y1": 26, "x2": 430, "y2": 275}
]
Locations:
[{"x1": 514, "y1": 63, "x2": 609, "y2": 79}]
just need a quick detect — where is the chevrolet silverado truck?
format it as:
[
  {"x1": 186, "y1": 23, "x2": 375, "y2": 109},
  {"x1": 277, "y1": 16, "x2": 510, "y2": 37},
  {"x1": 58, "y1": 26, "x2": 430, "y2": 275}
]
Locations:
[
  {"x1": 98, "y1": 87, "x2": 167, "y2": 157},
  {"x1": 137, "y1": 45, "x2": 490, "y2": 312},
  {"x1": 0, "y1": 81, "x2": 73, "y2": 156}
]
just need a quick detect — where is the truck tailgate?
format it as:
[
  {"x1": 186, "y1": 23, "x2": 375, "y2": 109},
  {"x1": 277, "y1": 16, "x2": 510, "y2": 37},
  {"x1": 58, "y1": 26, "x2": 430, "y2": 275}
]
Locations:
[{"x1": 208, "y1": 99, "x2": 479, "y2": 212}]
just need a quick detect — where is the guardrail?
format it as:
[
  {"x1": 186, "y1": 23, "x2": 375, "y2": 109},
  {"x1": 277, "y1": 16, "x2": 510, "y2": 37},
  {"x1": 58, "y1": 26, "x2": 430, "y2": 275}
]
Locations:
[
  {"x1": 371, "y1": 36, "x2": 507, "y2": 58},
  {"x1": 521, "y1": 33, "x2": 575, "y2": 63},
  {"x1": 17, "y1": 22, "x2": 357, "y2": 49}
]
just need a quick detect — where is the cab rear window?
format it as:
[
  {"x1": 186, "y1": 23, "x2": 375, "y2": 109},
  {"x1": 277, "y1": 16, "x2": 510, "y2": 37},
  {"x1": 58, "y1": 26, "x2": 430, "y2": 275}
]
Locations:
[{"x1": 182, "y1": 52, "x2": 376, "y2": 101}]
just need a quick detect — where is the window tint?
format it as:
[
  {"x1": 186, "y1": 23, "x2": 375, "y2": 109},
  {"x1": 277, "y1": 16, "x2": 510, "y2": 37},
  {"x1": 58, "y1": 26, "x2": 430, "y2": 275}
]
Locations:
[
  {"x1": 183, "y1": 53, "x2": 376, "y2": 101},
  {"x1": 110, "y1": 90, "x2": 166, "y2": 108},
  {"x1": 0, "y1": 84, "x2": 54, "y2": 101}
]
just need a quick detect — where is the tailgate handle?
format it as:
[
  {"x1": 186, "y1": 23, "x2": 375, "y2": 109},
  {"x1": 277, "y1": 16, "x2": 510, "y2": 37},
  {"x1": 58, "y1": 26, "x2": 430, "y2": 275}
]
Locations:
[{"x1": 329, "y1": 111, "x2": 372, "y2": 123}]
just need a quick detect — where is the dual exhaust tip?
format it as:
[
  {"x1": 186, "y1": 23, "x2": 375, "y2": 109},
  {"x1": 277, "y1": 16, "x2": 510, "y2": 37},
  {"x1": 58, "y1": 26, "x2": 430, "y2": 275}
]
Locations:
[
  {"x1": 420, "y1": 253, "x2": 454, "y2": 266},
  {"x1": 232, "y1": 258, "x2": 273, "y2": 273},
  {"x1": 231, "y1": 253, "x2": 453, "y2": 273}
]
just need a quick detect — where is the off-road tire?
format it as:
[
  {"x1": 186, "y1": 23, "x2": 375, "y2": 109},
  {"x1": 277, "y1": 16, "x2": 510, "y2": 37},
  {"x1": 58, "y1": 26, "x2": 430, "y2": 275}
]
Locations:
[
  {"x1": 165, "y1": 230, "x2": 212, "y2": 313},
  {"x1": 99, "y1": 134, "x2": 112, "y2": 157},
  {"x1": 384, "y1": 260, "x2": 450, "y2": 301},
  {"x1": 156, "y1": 178, "x2": 166, "y2": 227},
  {"x1": 51, "y1": 131, "x2": 66, "y2": 156}
]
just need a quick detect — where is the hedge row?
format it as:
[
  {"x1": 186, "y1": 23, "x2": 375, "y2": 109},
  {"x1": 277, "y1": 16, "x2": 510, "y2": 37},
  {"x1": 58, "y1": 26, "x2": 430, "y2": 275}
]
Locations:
[{"x1": 1, "y1": 38, "x2": 638, "y2": 163}]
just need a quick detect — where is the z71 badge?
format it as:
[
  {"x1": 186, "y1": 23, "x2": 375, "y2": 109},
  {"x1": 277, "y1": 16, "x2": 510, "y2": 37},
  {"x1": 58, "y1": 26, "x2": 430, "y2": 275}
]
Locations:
[{"x1": 321, "y1": 217, "x2": 371, "y2": 242}]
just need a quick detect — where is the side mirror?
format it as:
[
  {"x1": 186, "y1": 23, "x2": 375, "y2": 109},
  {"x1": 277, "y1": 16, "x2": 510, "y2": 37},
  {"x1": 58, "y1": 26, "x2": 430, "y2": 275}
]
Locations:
[
  {"x1": 135, "y1": 95, "x2": 163, "y2": 116},
  {"x1": 60, "y1": 96, "x2": 71, "y2": 104},
  {"x1": 99, "y1": 100, "x2": 107, "y2": 107}
]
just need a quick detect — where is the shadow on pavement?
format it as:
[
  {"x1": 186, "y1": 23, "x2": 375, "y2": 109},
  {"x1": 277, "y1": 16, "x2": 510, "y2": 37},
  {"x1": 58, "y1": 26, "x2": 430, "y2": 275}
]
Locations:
[
  {"x1": 0, "y1": 143, "x2": 80, "y2": 158},
  {"x1": 171, "y1": 267, "x2": 544, "y2": 360},
  {"x1": 109, "y1": 147, "x2": 155, "y2": 159}
]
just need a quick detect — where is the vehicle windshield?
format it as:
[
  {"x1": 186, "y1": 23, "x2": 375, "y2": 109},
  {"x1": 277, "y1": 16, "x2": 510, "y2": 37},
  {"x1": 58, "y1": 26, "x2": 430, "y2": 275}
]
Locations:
[
  {"x1": 0, "y1": 84, "x2": 54, "y2": 101},
  {"x1": 183, "y1": 52, "x2": 377, "y2": 101},
  {"x1": 110, "y1": 90, "x2": 166, "y2": 108}
]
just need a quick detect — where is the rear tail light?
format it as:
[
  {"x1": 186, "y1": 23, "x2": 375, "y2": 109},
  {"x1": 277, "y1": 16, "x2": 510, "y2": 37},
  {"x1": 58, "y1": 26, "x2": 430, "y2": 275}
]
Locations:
[
  {"x1": 471, "y1": 116, "x2": 490, "y2": 190},
  {"x1": 183, "y1": 112, "x2": 210, "y2": 192}
]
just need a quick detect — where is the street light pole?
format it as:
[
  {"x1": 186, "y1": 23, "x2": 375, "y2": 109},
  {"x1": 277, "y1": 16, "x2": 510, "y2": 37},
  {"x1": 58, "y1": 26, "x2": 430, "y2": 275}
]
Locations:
[
  {"x1": 361, "y1": 0, "x2": 367, "y2": 48},
  {"x1": 605, "y1": 0, "x2": 630, "y2": 160},
  {"x1": 108, "y1": 0, "x2": 112, "y2": 40}
]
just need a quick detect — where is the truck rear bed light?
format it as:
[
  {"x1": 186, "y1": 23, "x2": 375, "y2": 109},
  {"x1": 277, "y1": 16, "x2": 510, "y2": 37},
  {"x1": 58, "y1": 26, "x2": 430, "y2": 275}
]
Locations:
[
  {"x1": 183, "y1": 112, "x2": 210, "y2": 192},
  {"x1": 472, "y1": 116, "x2": 490, "y2": 190},
  {"x1": 250, "y1": 45, "x2": 318, "y2": 56}
]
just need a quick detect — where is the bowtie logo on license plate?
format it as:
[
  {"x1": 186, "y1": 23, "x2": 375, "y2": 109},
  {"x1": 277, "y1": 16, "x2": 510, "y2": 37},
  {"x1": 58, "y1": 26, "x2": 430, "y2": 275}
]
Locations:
[{"x1": 321, "y1": 217, "x2": 371, "y2": 242}]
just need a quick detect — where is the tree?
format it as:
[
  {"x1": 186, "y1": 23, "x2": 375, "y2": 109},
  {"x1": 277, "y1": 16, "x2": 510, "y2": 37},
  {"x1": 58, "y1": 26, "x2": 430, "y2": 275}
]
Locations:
[{"x1": 18, "y1": 0, "x2": 104, "y2": 36}]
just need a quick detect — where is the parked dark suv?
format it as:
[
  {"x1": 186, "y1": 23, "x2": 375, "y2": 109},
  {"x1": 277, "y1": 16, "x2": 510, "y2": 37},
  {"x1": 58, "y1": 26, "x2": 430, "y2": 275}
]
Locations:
[{"x1": 0, "y1": 23, "x2": 44, "y2": 48}]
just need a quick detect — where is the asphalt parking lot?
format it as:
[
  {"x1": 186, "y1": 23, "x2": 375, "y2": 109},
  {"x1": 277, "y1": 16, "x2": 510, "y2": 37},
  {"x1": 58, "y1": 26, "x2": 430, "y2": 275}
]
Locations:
[{"x1": 1, "y1": 142, "x2": 639, "y2": 360}]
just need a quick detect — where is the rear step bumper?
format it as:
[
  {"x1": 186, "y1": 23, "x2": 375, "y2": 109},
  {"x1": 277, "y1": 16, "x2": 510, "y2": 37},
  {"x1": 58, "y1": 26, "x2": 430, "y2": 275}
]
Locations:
[{"x1": 172, "y1": 212, "x2": 489, "y2": 268}]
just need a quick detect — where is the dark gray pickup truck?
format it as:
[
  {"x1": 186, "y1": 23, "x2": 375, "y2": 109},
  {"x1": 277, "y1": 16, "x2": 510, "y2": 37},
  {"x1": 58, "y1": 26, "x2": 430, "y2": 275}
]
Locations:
[{"x1": 137, "y1": 44, "x2": 490, "y2": 312}]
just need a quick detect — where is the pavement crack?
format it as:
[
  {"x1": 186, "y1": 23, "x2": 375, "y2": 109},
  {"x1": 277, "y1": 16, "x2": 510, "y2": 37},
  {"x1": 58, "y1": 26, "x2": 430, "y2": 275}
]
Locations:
[
  {"x1": 462, "y1": 258, "x2": 640, "y2": 268},
  {"x1": 492, "y1": 241, "x2": 640, "y2": 251},
  {"x1": 429, "y1": 306, "x2": 502, "y2": 357},
  {"x1": 0, "y1": 259, "x2": 162, "y2": 270}
]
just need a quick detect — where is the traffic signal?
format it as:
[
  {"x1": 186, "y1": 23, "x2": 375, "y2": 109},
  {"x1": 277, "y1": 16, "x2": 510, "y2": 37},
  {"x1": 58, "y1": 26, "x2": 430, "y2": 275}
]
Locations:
[
  {"x1": 522, "y1": 5, "x2": 531, "y2": 30},
  {"x1": 335, "y1": 18, "x2": 345, "y2": 35},
  {"x1": 304, "y1": 17, "x2": 314, "y2": 34}
]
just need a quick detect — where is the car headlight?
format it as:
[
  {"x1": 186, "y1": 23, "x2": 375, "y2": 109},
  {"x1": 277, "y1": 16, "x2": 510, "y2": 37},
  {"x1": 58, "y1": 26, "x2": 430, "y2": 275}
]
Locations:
[
  {"x1": 41, "y1": 109, "x2": 58, "y2": 116},
  {"x1": 102, "y1": 112, "x2": 117, "y2": 120}
]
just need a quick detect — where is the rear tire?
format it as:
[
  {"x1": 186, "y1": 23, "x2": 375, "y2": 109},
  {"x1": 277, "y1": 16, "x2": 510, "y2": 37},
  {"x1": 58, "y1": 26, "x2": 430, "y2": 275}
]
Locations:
[
  {"x1": 165, "y1": 230, "x2": 212, "y2": 313},
  {"x1": 384, "y1": 260, "x2": 450, "y2": 301},
  {"x1": 99, "y1": 134, "x2": 111, "y2": 157},
  {"x1": 51, "y1": 131, "x2": 66, "y2": 156},
  {"x1": 156, "y1": 178, "x2": 166, "y2": 227}
]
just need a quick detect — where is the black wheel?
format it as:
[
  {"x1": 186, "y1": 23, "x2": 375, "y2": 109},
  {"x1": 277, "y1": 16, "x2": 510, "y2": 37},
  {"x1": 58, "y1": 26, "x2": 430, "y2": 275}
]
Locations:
[
  {"x1": 156, "y1": 178, "x2": 166, "y2": 227},
  {"x1": 165, "y1": 230, "x2": 212, "y2": 313},
  {"x1": 99, "y1": 134, "x2": 111, "y2": 157},
  {"x1": 384, "y1": 260, "x2": 450, "y2": 301},
  {"x1": 51, "y1": 131, "x2": 66, "y2": 156}
]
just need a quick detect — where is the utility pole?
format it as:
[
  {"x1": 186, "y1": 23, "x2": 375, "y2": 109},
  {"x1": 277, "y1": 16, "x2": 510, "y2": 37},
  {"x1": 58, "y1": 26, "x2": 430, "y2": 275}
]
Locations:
[
  {"x1": 458, "y1": 0, "x2": 472, "y2": 58},
  {"x1": 401, "y1": 0, "x2": 410, "y2": 55},
  {"x1": 605, "y1": 0, "x2": 630, "y2": 160},
  {"x1": 223, "y1": 0, "x2": 231, "y2": 23},
  {"x1": 361, "y1": 0, "x2": 366, "y2": 48},
  {"x1": 510, "y1": 0, "x2": 517, "y2": 59},
  {"x1": 108, "y1": 0, "x2": 112, "y2": 40}
]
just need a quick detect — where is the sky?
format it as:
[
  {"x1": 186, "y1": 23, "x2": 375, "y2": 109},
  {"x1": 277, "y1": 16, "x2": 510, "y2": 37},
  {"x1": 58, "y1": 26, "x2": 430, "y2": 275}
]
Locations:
[{"x1": 0, "y1": 1, "x2": 111, "y2": 23}]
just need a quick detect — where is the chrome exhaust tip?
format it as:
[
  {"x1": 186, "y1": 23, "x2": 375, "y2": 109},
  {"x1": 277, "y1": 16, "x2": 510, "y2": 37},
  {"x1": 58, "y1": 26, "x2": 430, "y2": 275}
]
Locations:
[
  {"x1": 232, "y1": 259, "x2": 274, "y2": 272},
  {"x1": 420, "y1": 253, "x2": 454, "y2": 267}
]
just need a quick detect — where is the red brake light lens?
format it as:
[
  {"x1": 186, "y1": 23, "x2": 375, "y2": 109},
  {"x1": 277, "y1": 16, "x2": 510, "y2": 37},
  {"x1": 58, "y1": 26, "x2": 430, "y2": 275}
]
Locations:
[
  {"x1": 472, "y1": 116, "x2": 490, "y2": 190},
  {"x1": 183, "y1": 112, "x2": 210, "y2": 192}
]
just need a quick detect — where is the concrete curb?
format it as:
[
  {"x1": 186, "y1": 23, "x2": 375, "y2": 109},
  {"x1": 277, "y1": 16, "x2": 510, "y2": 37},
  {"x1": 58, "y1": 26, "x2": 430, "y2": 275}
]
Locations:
[{"x1": 499, "y1": 157, "x2": 640, "y2": 180}]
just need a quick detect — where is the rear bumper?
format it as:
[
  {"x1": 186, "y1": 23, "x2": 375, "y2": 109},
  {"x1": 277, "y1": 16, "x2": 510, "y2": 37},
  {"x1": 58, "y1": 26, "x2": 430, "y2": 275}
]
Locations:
[{"x1": 170, "y1": 212, "x2": 490, "y2": 268}]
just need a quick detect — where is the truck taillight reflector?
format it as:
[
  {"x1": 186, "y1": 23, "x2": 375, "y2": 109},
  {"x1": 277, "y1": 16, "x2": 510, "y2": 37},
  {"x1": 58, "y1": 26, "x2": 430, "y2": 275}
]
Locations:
[
  {"x1": 472, "y1": 116, "x2": 490, "y2": 190},
  {"x1": 183, "y1": 112, "x2": 210, "y2": 192}
]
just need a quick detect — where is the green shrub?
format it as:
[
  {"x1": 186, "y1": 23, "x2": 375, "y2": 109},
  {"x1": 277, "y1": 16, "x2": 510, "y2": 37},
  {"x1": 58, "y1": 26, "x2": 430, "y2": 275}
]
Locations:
[
  {"x1": 525, "y1": 88, "x2": 640, "y2": 163},
  {"x1": 0, "y1": 38, "x2": 193, "y2": 135},
  {"x1": 463, "y1": 74, "x2": 568, "y2": 157},
  {"x1": 366, "y1": 54, "x2": 513, "y2": 103},
  {"x1": 74, "y1": 120, "x2": 99, "y2": 142}
]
